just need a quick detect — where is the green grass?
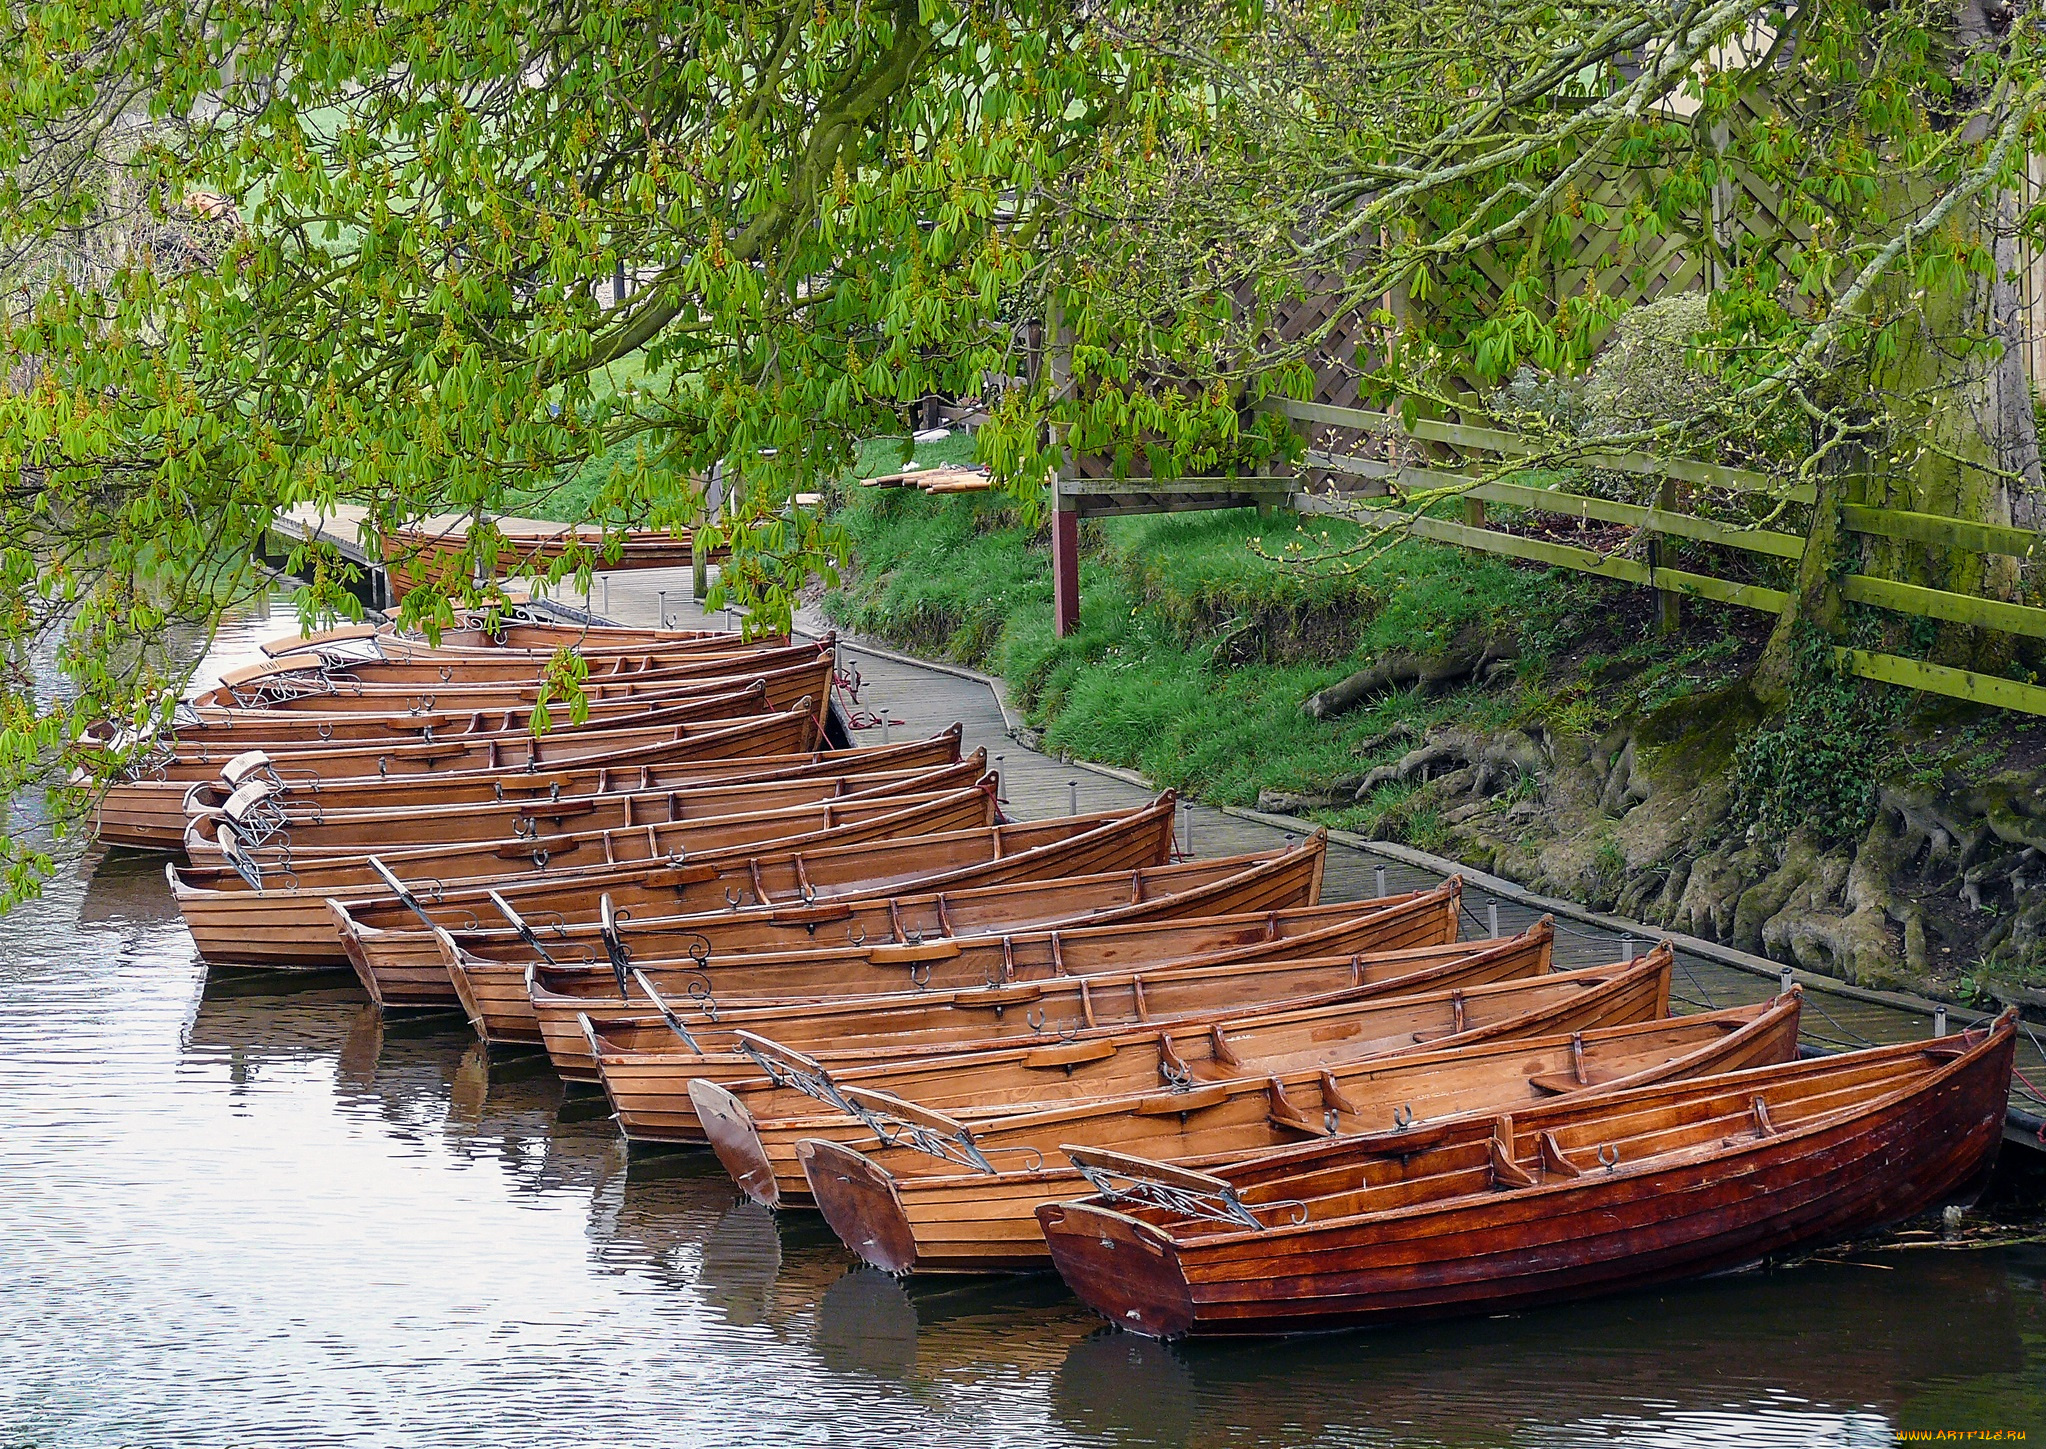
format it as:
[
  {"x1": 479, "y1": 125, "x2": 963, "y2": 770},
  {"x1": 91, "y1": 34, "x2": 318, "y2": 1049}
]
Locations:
[{"x1": 821, "y1": 478, "x2": 1585, "y2": 809}]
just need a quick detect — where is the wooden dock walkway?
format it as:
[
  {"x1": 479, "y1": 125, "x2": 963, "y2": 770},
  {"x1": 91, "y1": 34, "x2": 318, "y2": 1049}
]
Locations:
[{"x1": 555, "y1": 563, "x2": 2046, "y2": 1150}]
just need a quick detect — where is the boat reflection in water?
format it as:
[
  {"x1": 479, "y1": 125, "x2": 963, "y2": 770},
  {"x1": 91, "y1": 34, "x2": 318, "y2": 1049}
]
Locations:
[{"x1": 1047, "y1": 1247, "x2": 2035, "y2": 1447}]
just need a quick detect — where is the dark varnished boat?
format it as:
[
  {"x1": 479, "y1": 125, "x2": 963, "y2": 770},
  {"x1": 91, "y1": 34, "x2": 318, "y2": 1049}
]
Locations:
[
  {"x1": 342, "y1": 833, "x2": 1319, "y2": 1012},
  {"x1": 596, "y1": 921, "x2": 1552, "y2": 1148},
  {"x1": 91, "y1": 706, "x2": 824, "y2": 850},
  {"x1": 171, "y1": 783, "x2": 1007, "y2": 961},
  {"x1": 464, "y1": 879, "x2": 1461, "y2": 1050},
  {"x1": 801, "y1": 994, "x2": 1804, "y2": 1273},
  {"x1": 693, "y1": 950, "x2": 1672, "y2": 1207},
  {"x1": 1036, "y1": 1012, "x2": 2016, "y2": 1337}
]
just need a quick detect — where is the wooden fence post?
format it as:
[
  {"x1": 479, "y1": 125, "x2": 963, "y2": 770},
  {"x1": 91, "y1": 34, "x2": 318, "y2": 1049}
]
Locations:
[
  {"x1": 1053, "y1": 476, "x2": 1081, "y2": 636},
  {"x1": 1048, "y1": 301, "x2": 1079, "y2": 637},
  {"x1": 1653, "y1": 477, "x2": 1679, "y2": 635}
]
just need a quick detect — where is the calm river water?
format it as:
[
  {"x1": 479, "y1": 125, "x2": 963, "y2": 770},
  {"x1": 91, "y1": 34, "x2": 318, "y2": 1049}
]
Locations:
[{"x1": 3, "y1": 602, "x2": 2043, "y2": 1447}]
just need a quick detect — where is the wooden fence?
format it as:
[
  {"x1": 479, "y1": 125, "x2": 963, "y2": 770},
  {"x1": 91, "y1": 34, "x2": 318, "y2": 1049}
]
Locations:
[{"x1": 1051, "y1": 398, "x2": 2046, "y2": 716}]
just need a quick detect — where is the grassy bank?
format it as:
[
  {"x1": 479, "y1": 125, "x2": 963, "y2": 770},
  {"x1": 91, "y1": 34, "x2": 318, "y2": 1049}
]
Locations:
[{"x1": 817, "y1": 439, "x2": 1652, "y2": 824}]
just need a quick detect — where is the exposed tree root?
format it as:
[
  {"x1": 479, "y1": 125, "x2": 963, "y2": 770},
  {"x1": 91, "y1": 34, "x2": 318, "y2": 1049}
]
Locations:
[{"x1": 1299, "y1": 626, "x2": 1520, "y2": 721}]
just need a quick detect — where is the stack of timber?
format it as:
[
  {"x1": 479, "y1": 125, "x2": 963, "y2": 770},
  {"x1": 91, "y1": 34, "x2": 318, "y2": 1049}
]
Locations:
[{"x1": 88, "y1": 612, "x2": 2019, "y2": 1336}]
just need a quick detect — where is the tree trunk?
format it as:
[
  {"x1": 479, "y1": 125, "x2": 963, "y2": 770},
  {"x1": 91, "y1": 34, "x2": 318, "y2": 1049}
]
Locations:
[
  {"x1": 1861, "y1": 187, "x2": 2042, "y2": 673},
  {"x1": 1755, "y1": 461, "x2": 1850, "y2": 704}
]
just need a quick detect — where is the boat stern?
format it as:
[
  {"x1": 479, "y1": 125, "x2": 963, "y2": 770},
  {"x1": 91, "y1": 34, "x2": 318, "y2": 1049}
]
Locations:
[
  {"x1": 690, "y1": 1079, "x2": 782, "y2": 1207},
  {"x1": 1036, "y1": 1200, "x2": 1197, "y2": 1340},
  {"x1": 799, "y1": 1139, "x2": 919, "y2": 1275}
]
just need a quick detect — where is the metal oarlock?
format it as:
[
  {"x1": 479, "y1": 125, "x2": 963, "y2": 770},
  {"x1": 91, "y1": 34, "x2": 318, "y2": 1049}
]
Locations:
[
  {"x1": 1487, "y1": 900, "x2": 1499, "y2": 938},
  {"x1": 1374, "y1": 865, "x2": 1386, "y2": 898}
]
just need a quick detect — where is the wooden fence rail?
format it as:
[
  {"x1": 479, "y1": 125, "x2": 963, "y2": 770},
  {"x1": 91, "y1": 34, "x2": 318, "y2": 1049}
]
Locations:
[{"x1": 1050, "y1": 396, "x2": 2046, "y2": 715}]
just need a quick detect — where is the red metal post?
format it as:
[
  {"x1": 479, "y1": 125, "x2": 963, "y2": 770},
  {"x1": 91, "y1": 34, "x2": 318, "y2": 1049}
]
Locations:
[{"x1": 1052, "y1": 490, "x2": 1081, "y2": 637}]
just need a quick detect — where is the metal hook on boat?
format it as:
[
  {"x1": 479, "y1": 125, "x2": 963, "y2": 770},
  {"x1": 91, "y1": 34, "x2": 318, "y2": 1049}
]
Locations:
[
  {"x1": 685, "y1": 935, "x2": 711, "y2": 967},
  {"x1": 686, "y1": 975, "x2": 718, "y2": 1019},
  {"x1": 1598, "y1": 1143, "x2": 1620, "y2": 1171}
]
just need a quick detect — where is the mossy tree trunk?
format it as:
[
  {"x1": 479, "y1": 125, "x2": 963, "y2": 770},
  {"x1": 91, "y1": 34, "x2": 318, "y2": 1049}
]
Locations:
[{"x1": 1756, "y1": 185, "x2": 2044, "y2": 702}]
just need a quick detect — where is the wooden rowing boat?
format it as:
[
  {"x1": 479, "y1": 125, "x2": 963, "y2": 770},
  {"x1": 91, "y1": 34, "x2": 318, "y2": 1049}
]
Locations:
[
  {"x1": 182, "y1": 728, "x2": 965, "y2": 823},
  {"x1": 340, "y1": 829, "x2": 1316, "y2": 1012},
  {"x1": 260, "y1": 621, "x2": 778, "y2": 660},
  {"x1": 595, "y1": 919, "x2": 1551, "y2": 1148},
  {"x1": 134, "y1": 656, "x2": 832, "y2": 746},
  {"x1": 196, "y1": 641, "x2": 829, "y2": 709},
  {"x1": 803, "y1": 994, "x2": 1804, "y2": 1273},
  {"x1": 90, "y1": 706, "x2": 823, "y2": 850},
  {"x1": 382, "y1": 518, "x2": 701, "y2": 596},
  {"x1": 190, "y1": 795, "x2": 1182, "y2": 969},
  {"x1": 1036, "y1": 1011, "x2": 2016, "y2": 1336},
  {"x1": 194, "y1": 756, "x2": 990, "y2": 857},
  {"x1": 192, "y1": 652, "x2": 832, "y2": 716},
  {"x1": 477, "y1": 880, "x2": 1463, "y2": 1053},
  {"x1": 693, "y1": 950, "x2": 1672, "y2": 1207},
  {"x1": 184, "y1": 771, "x2": 997, "y2": 870},
  {"x1": 172, "y1": 783, "x2": 1005, "y2": 960}
]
